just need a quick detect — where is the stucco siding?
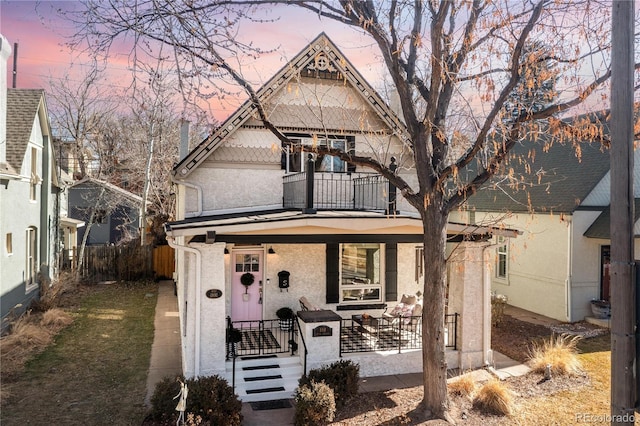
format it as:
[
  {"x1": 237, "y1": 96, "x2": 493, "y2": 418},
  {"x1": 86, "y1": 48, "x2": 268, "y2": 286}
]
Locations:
[
  {"x1": 470, "y1": 212, "x2": 570, "y2": 321},
  {"x1": 188, "y1": 167, "x2": 283, "y2": 213}
]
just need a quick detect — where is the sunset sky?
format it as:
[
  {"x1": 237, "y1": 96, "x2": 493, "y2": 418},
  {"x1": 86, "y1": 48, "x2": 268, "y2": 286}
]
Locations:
[{"x1": 0, "y1": 1, "x2": 383, "y2": 122}]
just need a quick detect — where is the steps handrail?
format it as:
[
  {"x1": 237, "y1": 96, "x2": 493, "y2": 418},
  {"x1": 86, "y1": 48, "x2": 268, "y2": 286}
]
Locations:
[{"x1": 294, "y1": 315, "x2": 308, "y2": 376}]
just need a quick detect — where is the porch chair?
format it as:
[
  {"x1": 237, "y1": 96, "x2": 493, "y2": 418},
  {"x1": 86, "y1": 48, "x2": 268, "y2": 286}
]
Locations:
[
  {"x1": 299, "y1": 296, "x2": 321, "y2": 311},
  {"x1": 382, "y1": 294, "x2": 423, "y2": 333}
]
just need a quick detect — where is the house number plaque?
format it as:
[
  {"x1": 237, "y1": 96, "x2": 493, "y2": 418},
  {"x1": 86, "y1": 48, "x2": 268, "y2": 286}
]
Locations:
[
  {"x1": 206, "y1": 289, "x2": 222, "y2": 299},
  {"x1": 312, "y1": 325, "x2": 332, "y2": 337}
]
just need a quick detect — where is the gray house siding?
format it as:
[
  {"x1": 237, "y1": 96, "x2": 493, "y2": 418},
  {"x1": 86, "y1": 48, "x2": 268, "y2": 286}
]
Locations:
[{"x1": 68, "y1": 181, "x2": 141, "y2": 246}]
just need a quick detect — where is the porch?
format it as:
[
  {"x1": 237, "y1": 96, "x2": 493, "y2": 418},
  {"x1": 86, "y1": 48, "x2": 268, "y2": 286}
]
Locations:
[
  {"x1": 226, "y1": 312, "x2": 459, "y2": 401},
  {"x1": 226, "y1": 312, "x2": 459, "y2": 361}
]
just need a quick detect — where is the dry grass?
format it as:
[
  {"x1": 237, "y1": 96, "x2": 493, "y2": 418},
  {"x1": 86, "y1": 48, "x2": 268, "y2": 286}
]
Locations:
[
  {"x1": 447, "y1": 374, "x2": 476, "y2": 397},
  {"x1": 41, "y1": 308, "x2": 74, "y2": 329},
  {"x1": 0, "y1": 314, "x2": 53, "y2": 379},
  {"x1": 1, "y1": 281, "x2": 157, "y2": 426},
  {"x1": 528, "y1": 334, "x2": 582, "y2": 376},
  {"x1": 473, "y1": 379, "x2": 514, "y2": 416}
]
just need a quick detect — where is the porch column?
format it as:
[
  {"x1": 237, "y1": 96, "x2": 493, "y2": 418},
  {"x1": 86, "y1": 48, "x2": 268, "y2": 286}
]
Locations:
[
  {"x1": 447, "y1": 242, "x2": 492, "y2": 370},
  {"x1": 196, "y1": 242, "x2": 227, "y2": 377}
]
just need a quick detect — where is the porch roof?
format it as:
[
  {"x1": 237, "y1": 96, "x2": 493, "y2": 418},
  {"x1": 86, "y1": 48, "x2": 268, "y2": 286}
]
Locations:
[
  {"x1": 165, "y1": 208, "x2": 519, "y2": 243},
  {"x1": 583, "y1": 199, "x2": 640, "y2": 239}
]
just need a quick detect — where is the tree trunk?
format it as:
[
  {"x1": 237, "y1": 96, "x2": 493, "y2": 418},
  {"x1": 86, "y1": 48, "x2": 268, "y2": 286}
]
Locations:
[{"x1": 419, "y1": 197, "x2": 452, "y2": 422}]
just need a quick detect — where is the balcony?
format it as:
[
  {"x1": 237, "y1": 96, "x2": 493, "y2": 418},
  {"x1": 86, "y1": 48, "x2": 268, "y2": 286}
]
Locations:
[{"x1": 283, "y1": 171, "x2": 397, "y2": 212}]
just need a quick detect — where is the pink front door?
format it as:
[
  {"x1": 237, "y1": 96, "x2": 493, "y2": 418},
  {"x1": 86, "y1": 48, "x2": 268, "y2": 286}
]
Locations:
[{"x1": 231, "y1": 250, "x2": 264, "y2": 322}]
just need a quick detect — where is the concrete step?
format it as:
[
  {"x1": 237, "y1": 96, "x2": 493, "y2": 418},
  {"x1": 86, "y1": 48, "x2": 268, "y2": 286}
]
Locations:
[{"x1": 227, "y1": 355, "x2": 303, "y2": 402}]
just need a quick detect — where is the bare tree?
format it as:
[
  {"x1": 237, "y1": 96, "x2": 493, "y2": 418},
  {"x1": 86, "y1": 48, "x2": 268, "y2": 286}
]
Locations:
[
  {"x1": 64, "y1": 0, "x2": 640, "y2": 420},
  {"x1": 48, "y1": 63, "x2": 116, "y2": 179}
]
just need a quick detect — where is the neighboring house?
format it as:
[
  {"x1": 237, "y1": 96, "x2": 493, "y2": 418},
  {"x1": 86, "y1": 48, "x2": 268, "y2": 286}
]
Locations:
[
  {"x1": 0, "y1": 34, "x2": 59, "y2": 326},
  {"x1": 68, "y1": 177, "x2": 143, "y2": 246},
  {"x1": 451, "y1": 112, "x2": 640, "y2": 323},
  {"x1": 165, "y1": 33, "x2": 516, "y2": 402}
]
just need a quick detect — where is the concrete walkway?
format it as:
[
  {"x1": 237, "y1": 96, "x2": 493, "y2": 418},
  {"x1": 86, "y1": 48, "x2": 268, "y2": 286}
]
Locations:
[
  {"x1": 145, "y1": 284, "x2": 531, "y2": 424},
  {"x1": 144, "y1": 280, "x2": 182, "y2": 406}
]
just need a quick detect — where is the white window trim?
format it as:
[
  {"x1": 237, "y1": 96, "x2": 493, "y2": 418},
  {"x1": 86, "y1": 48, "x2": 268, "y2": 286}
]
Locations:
[
  {"x1": 25, "y1": 227, "x2": 38, "y2": 292},
  {"x1": 284, "y1": 136, "x2": 349, "y2": 174},
  {"x1": 339, "y1": 243, "x2": 385, "y2": 304},
  {"x1": 495, "y1": 236, "x2": 509, "y2": 282}
]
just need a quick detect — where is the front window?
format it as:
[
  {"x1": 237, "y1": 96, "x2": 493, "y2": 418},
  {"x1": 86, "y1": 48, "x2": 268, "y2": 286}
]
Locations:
[
  {"x1": 340, "y1": 243, "x2": 382, "y2": 302},
  {"x1": 496, "y1": 236, "x2": 508, "y2": 279}
]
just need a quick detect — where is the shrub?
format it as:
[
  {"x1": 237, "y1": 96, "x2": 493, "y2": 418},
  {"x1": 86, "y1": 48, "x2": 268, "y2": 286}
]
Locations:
[
  {"x1": 150, "y1": 376, "x2": 183, "y2": 422},
  {"x1": 448, "y1": 374, "x2": 476, "y2": 397},
  {"x1": 294, "y1": 381, "x2": 336, "y2": 426},
  {"x1": 473, "y1": 379, "x2": 513, "y2": 416},
  {"x1": 150, "y1": 375, "x2": 242, "y2": 426},
  {"x1": 528, "y1": 334, "x2": 582, "y2": 376},
  {"x1": 299, "y1": 359, "x2": 359, "y2": 408}
]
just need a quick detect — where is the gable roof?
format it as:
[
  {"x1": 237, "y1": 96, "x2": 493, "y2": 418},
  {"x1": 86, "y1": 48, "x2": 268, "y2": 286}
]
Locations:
[
  {"x1": 462, "y1": 115, "x2": 612, "y2": 214},
  {"x1": 70, "y1": 177, "x2": 145, "y2": 207},
  {"x1": 583, "y1": 198, "x2": 640, "y2": 238},
  {"x1": 6, "y1": 89, "x2": 46, "y2": 172},
  {"x1": 173, "y1": 32, "x2": 407, "y2": 179}
]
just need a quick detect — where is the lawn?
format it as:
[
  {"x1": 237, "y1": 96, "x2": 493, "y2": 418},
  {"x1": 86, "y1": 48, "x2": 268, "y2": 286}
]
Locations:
[{"x1": 1, "y1": 281, "x2": 157, "y2": 426}]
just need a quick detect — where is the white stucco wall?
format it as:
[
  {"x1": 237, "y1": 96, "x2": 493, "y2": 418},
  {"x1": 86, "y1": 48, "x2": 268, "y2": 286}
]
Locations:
[
  {"x1": 178, "y1": 242, "x2": 227, "y2": 378},
  {"x1": 452, "y1": 212, "x2": 571, "y2": 322}
]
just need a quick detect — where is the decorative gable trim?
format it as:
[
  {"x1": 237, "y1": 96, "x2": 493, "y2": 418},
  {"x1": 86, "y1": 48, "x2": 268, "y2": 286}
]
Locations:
[{"x1": 173, "y1": 32, "x2": 408, "y2": 179}]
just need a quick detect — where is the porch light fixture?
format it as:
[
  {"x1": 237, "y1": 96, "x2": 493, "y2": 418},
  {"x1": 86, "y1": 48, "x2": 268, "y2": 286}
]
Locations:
[
  {"x1": 224, "y1": 248, "x2": 229, "y2": 254},
  {"x1": 268, "y1": 246, "x2": 276, "y2": 254}
]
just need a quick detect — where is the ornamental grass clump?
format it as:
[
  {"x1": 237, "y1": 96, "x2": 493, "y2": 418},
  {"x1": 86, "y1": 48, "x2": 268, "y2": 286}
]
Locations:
[
  {"x1": 41, "y1": 308, "x2": 74, "y2": 330},
  {"x1": 528, "y1": 334, "x2": 582, "y2": 376},
  {"x1": 448, "y1": 374, "x2": 476, "y2": 397},
  {"x1": 294, "y1": 380, "x2": 336, "y2": 426},
  {"x1": 473, "y1": 379, "x2": 514, "y2": 416}
]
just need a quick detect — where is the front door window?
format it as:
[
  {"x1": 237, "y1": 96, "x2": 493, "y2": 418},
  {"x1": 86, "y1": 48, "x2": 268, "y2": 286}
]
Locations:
[{"x1": 231, "y1": 251, "x2": 263, "y2": 322}]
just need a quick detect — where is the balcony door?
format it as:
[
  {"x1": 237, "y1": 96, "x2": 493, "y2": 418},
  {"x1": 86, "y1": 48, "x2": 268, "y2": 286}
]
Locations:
[{"x1": 231, "y1": 250, "x2": 263, "y2": 322}]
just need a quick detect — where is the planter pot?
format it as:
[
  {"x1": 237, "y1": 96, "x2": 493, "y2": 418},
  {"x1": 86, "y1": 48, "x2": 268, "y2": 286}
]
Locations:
[
  {"x1": 590, "y1": 301, "x2": 611, "y2": 319},
  {"x1": 242, "y1": 293, "x2": 250, "y2": 302},
  {"x1": 279, "y1": 318, "x2": 293, "y2": 331}
]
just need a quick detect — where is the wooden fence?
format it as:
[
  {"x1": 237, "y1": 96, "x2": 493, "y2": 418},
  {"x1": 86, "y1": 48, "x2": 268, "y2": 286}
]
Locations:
[
  {"x1": 63, "y1": 243, "x2": 175, "y2": 282},
  {"x1": 153, "y1": 245, "x2": 175, "y2": 280},
  {"x1": 78, "y1": 244, "x2": 154, "y2": 282}
]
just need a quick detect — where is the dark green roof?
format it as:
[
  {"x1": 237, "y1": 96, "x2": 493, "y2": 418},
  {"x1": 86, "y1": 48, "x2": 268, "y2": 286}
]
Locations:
[
  {"x1": 583, "y1": 199, "x2": 640, "y2": 238},
  {"x1": 461, "y1": 115, "x2": 611, "y2": 214}
]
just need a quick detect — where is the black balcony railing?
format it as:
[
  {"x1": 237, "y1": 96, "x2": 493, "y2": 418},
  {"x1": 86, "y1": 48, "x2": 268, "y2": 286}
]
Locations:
[{"x1": 283, "y1": 171, "x2": 396, "y2": 212}]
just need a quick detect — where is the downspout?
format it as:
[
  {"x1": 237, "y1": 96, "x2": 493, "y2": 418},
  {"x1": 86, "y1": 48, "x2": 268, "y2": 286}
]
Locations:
[
  {"x1": 167, "y1": 235, "x2": 202, "y2": 377},
  {"x1": 171, "y1": 176, "x2": 203, "y2": 218},
  {"x1": 482, "y1": 243, "x2": 496, "y2": 366},
  {"x1": 566, "y1": 216, "x2": 573, "y2": 322}
]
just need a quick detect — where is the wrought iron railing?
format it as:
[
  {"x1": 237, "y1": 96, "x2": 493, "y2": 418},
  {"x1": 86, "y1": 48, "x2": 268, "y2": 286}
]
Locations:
[
  {"x1": 226, "y1": 317, "x2": 298, "y2": 359},
  {"x1": 339, "y1": 313, "x2": 458, "y2": 355},
  {"x1": 283, "y1": 171, "x2": 392, "y2": 211}
]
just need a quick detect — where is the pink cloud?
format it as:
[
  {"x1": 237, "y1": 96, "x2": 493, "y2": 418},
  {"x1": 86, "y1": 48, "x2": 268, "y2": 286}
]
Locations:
[{"x1": 0, "y1": 2, "x2": 383, "y2": 123}]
